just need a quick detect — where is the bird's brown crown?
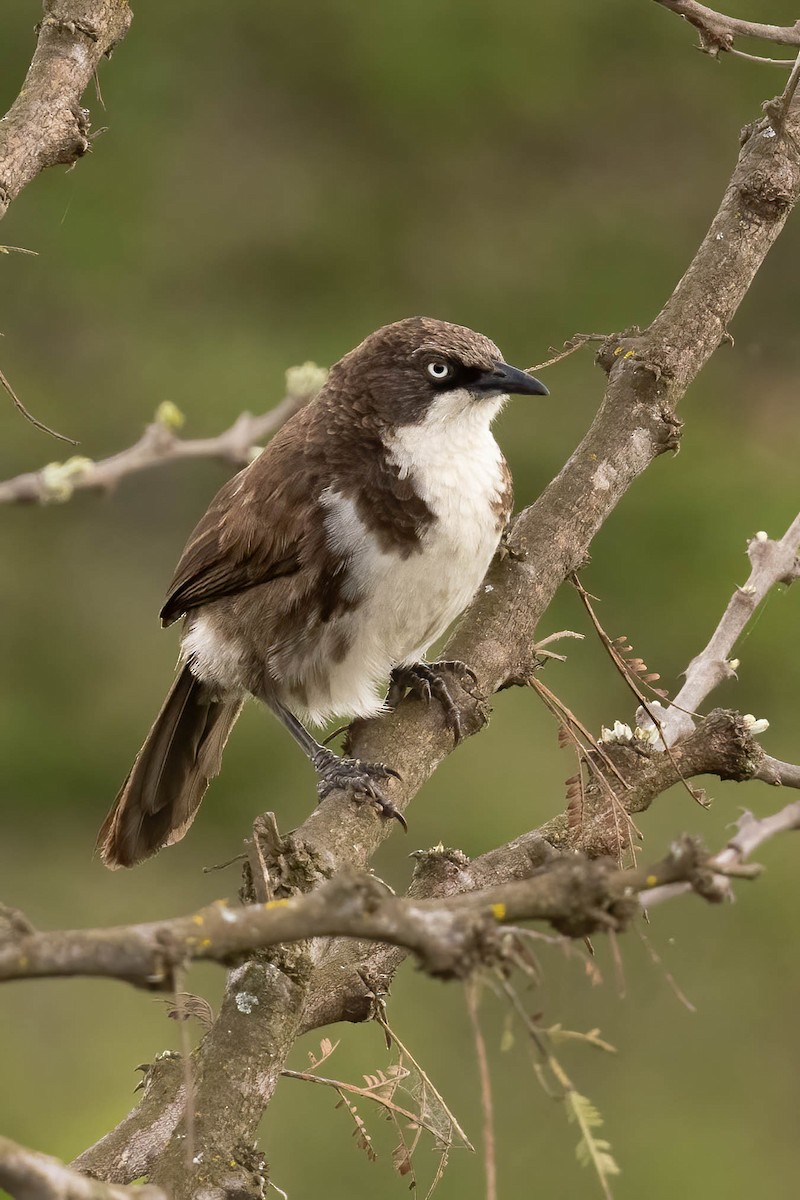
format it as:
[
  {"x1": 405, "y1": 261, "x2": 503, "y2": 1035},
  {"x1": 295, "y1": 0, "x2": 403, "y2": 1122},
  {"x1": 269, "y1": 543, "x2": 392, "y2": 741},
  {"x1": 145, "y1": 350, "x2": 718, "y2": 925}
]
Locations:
[{"x1": 352, "y1": 316, "x2": 502, "y2": 371}]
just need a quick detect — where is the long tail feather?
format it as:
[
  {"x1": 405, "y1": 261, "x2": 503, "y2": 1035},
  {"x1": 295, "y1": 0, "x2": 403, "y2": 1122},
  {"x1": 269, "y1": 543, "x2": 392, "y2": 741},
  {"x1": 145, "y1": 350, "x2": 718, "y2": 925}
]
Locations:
[{"x1": 97, "y1": 666, "x2": 242, "y2": 868}]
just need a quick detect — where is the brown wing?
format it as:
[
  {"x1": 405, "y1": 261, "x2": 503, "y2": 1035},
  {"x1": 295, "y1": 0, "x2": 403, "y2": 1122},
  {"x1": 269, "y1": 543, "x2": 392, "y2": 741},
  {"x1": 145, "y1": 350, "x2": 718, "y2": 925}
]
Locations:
[{"x1": 160, "y1": 412, "x2": 315, "y2": 627}]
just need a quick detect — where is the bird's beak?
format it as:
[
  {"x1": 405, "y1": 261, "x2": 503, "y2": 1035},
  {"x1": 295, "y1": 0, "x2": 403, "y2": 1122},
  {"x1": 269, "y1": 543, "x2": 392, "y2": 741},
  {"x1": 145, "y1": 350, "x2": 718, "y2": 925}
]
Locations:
[{"x1": 480, "y1": 361, "x2": 549, "y2": 397}]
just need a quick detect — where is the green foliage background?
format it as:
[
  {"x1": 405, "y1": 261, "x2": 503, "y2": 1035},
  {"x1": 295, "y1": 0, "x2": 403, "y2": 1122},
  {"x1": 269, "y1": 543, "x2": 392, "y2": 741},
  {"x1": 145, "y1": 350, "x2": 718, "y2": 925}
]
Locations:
[{"x1": 1, "y1": 2, "x2": 799, "y2": 1196}]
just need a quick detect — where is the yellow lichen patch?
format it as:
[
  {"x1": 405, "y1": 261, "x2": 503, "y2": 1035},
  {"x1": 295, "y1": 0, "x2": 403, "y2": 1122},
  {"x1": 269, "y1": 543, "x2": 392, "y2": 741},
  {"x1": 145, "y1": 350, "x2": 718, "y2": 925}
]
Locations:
[
  {"x1": 191, "y1": 914, "x2": 205, "y2": 926},
  {"x1": 264, "y1": 898, "x2": 290, "y2": 909},
  {"x1": 613, "y1": 346, "x2": 623, "y2": 356},
  {"x1": 645, "y1": 874, "x2": 658, "y2": 887},
  {"x1": 623, "y1": 350, "x2": 635, "y2": 359},
  {"x1": 490, "y1": 903, "x2": 507, "y2": 921}
]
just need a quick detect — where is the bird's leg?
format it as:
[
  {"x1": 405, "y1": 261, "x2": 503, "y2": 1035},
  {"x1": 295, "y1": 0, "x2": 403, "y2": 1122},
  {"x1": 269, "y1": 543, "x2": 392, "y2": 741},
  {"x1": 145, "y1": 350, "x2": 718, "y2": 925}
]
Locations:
[
  {"x1": 263, "y1": 696, "x2": 406, "y2": 830},
  {"x1": 387, "y1": 660, "x2": 478, "y2": 744}
]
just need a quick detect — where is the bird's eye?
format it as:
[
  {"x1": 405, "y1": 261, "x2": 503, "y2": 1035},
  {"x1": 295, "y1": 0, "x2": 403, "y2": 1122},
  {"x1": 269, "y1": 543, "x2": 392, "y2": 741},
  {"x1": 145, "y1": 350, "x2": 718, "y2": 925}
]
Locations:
[{"x1": 426, "y1": 360, "x2": 453, "y2": 382}]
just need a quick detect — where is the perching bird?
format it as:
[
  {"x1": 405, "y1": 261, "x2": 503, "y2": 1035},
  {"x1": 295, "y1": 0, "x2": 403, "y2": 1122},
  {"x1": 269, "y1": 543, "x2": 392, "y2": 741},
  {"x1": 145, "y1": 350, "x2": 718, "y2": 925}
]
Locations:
[{"x1": 98, "y1": 317, "x2": 548, "y2": 867}]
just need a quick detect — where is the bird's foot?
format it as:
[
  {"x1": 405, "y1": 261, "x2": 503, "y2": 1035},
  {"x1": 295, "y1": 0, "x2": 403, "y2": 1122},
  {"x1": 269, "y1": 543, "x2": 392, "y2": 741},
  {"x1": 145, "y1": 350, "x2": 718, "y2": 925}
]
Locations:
[
  {"x1": 387, "y1": 660, "x2": 477, "y2": 744},
  {"x1": 312, "y1": 748, "x2": 406, "y2": 831}
]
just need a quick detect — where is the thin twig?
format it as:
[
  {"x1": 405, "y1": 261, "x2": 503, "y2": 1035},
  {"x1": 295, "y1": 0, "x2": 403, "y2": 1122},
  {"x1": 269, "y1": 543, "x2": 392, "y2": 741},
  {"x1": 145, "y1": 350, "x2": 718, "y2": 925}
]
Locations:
[
  {"x1": 526, "y1": 333, "x2": 607, "y2": 373},
  {"x1": 0, "y1": 363, "x2": 76, "y2": 444},
  {"x1": 727, "y1": 48, "x2": 795, "y2": 67}
]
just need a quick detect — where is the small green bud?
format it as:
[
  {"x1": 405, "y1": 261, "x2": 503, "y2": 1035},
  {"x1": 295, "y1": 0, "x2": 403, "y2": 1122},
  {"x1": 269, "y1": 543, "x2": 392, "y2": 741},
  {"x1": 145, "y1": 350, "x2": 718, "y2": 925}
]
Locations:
[
  {"x1": 155, "y1": 400, "x2": 185, "y2": 429},
  {"x1": 40, "y1": 456, "x2": 94, "y2": 503},
  {"x1": 285, "y1": 362, "x2": 327, "y2": 399}
]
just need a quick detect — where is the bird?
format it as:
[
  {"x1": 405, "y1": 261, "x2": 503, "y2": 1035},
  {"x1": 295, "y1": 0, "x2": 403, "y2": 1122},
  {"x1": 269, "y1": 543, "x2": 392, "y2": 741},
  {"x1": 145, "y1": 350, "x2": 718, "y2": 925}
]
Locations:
[{"x1": 97, "y1": 317, "x2": 548, "y2": 868}]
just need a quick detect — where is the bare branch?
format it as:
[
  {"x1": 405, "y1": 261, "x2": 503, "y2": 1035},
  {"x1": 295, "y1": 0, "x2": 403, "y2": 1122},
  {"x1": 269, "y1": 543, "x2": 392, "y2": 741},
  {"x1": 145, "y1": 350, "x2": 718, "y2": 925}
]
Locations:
[
  {"x1": 641, "y1": 798, "x2": 800, "y2": 907},
  {"x1": 728, "y1": 48, "x2": 796, "y2": 67},
  {"x1": 755, "y1": 755, "x2": 800, "y2": 788},
  {"x1": 654, "y1": 514, "x2": 800, "y2": 744},
  {"x1": 0, "y1": 1135, "x2": 164, "y2": 1200},
  {"x1": 5, "y1": 715, "x2": 800, "y2": 991},
  {"x1": 654, "y1": 1, "x2": 800, "y2": 54},
  {"x1": 0, "y1": 1, "x2": 133, "y2": 221},
  {"x1": 0, "y1": 366, "x2": 326, "y2": 504}
]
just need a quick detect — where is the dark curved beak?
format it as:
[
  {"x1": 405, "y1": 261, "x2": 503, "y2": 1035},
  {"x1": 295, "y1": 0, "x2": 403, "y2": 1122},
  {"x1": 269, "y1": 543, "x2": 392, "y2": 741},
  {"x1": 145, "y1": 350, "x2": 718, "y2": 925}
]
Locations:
[{"x1": 479, "y1": 361, "x2": 549, "y2": 397}]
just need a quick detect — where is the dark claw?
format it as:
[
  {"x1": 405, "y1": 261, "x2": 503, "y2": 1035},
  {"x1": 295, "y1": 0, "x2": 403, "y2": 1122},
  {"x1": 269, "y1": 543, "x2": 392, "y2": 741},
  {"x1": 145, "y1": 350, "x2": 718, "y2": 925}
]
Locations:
[
  {"x1": 388, "y1": 659, "x2": 476, "y2": 745},
  {"x1": 313, "y1": 751, "x2": 407, "y2": 831}
]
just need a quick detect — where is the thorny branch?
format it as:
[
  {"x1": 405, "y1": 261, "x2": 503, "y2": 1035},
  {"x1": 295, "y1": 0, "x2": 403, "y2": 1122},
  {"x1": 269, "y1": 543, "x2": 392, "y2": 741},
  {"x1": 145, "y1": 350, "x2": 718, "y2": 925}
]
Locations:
[{"x1": 5, "y1": 3, "x2": 800, "y2": 1197}]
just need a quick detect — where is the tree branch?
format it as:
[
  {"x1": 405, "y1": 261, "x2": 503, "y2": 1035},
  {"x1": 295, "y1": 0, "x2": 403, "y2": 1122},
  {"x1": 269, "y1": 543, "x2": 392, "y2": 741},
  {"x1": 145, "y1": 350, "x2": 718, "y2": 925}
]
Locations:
[
  {"x1": 0, "y1": 1, "x2": 133, "y2": 221},
  {"x1": 641, "y1": 797, "x2": 800, "y2": 907},
  {"x1": 654, "y1": 0, "x2": 800, "y2": 54},
  {"x1": 648, "y1": 513, "x2": 800, "y2": 744},
  {"x1": 0, "y1": 365, "x2": 326, "y2": 504},
  {"x1": 2, "y1": 711, "x2": 797, "y2": 989},
  {"x1": 71, "y1": 55, "x2": 800, "y2": 1195},
  {"x1": 0, "y1": 826, "x2": 783, "y2": 987},
  {"x1": 0, "y1": 1135, "x2": 164, "y2": 1200}
]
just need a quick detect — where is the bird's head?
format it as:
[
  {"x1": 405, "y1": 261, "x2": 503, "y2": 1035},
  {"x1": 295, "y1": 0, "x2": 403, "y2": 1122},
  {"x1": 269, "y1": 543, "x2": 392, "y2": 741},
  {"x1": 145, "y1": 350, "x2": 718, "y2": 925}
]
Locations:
[{"x1": 329, "y1": 316, "x2": 548, "y2": 429}]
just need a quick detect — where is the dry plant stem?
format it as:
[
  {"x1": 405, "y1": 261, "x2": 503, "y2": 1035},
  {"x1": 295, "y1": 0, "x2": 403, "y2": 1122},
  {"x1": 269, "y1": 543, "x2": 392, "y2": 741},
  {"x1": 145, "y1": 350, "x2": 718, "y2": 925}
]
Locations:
[
  {"x1": 0, "y1": 392, "x2": 312, "y2": 504},
  {"x1": 0, "y1": 1, "x2": 132, "y2": 221},
  {"x1": 0, "y1": 1135, "x2": 164, "y2": 1200},
  {"x1": 659, "y1": 514, "x2": 800, "y2": 744}
]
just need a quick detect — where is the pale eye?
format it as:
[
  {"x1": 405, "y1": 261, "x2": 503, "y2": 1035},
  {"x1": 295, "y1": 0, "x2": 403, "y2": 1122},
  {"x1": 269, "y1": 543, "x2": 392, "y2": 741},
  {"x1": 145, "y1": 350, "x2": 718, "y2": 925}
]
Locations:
[{"x1": 426, "y1": 360, "x2": 453, "y2": 382}]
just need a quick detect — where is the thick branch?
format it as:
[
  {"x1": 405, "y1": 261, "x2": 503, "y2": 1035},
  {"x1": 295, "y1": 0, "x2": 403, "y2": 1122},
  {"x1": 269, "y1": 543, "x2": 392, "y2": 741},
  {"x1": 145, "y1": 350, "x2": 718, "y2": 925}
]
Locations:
[
  {"x1": 0, "y1": 837, "x2": 770, "y2": 988},
  {"x1": 3, "y1": 710, "x2": 795, "y2": 989},
  {"x1": 0, "y1": 1, "x2": 132, "y2": 220},
  {"x1": 0, "y1": 1136, "x2": 164, "y2": 1200}
]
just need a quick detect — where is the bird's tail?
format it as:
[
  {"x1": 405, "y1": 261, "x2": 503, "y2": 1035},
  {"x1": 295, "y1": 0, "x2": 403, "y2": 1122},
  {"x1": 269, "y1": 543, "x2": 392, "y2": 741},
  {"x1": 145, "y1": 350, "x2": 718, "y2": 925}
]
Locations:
[{"x1": 97, "y1": 664, "x2": 242, "y2": 869}]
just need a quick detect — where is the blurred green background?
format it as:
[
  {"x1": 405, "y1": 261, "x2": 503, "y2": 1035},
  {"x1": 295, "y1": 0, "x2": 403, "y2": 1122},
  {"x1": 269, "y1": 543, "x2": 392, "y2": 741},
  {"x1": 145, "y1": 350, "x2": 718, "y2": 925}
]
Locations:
[{"x1": 2, "y1": 1, "x2": 799, "y2": 1196}]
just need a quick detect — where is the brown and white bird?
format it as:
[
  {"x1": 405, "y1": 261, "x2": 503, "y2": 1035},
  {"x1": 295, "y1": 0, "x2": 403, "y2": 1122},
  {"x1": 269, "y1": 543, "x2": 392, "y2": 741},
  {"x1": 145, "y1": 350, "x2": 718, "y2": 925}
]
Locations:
[{"x1": 98, "y1": 317, "x2": 548, "y2": 867}]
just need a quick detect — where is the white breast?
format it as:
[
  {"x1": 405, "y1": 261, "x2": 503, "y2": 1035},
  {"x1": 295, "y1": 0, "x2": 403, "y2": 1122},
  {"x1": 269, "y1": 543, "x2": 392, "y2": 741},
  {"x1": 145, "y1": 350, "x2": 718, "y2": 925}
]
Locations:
[{"x1": 296, "y1": 390, "x2": 508, "y2": 725}]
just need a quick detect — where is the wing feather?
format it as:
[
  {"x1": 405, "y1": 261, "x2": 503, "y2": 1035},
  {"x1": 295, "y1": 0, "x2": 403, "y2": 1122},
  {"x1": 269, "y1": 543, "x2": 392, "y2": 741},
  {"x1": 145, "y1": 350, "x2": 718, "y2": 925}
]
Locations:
[{"x1": 160, "y1": 414, "x2": 315, "y2": 626}]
